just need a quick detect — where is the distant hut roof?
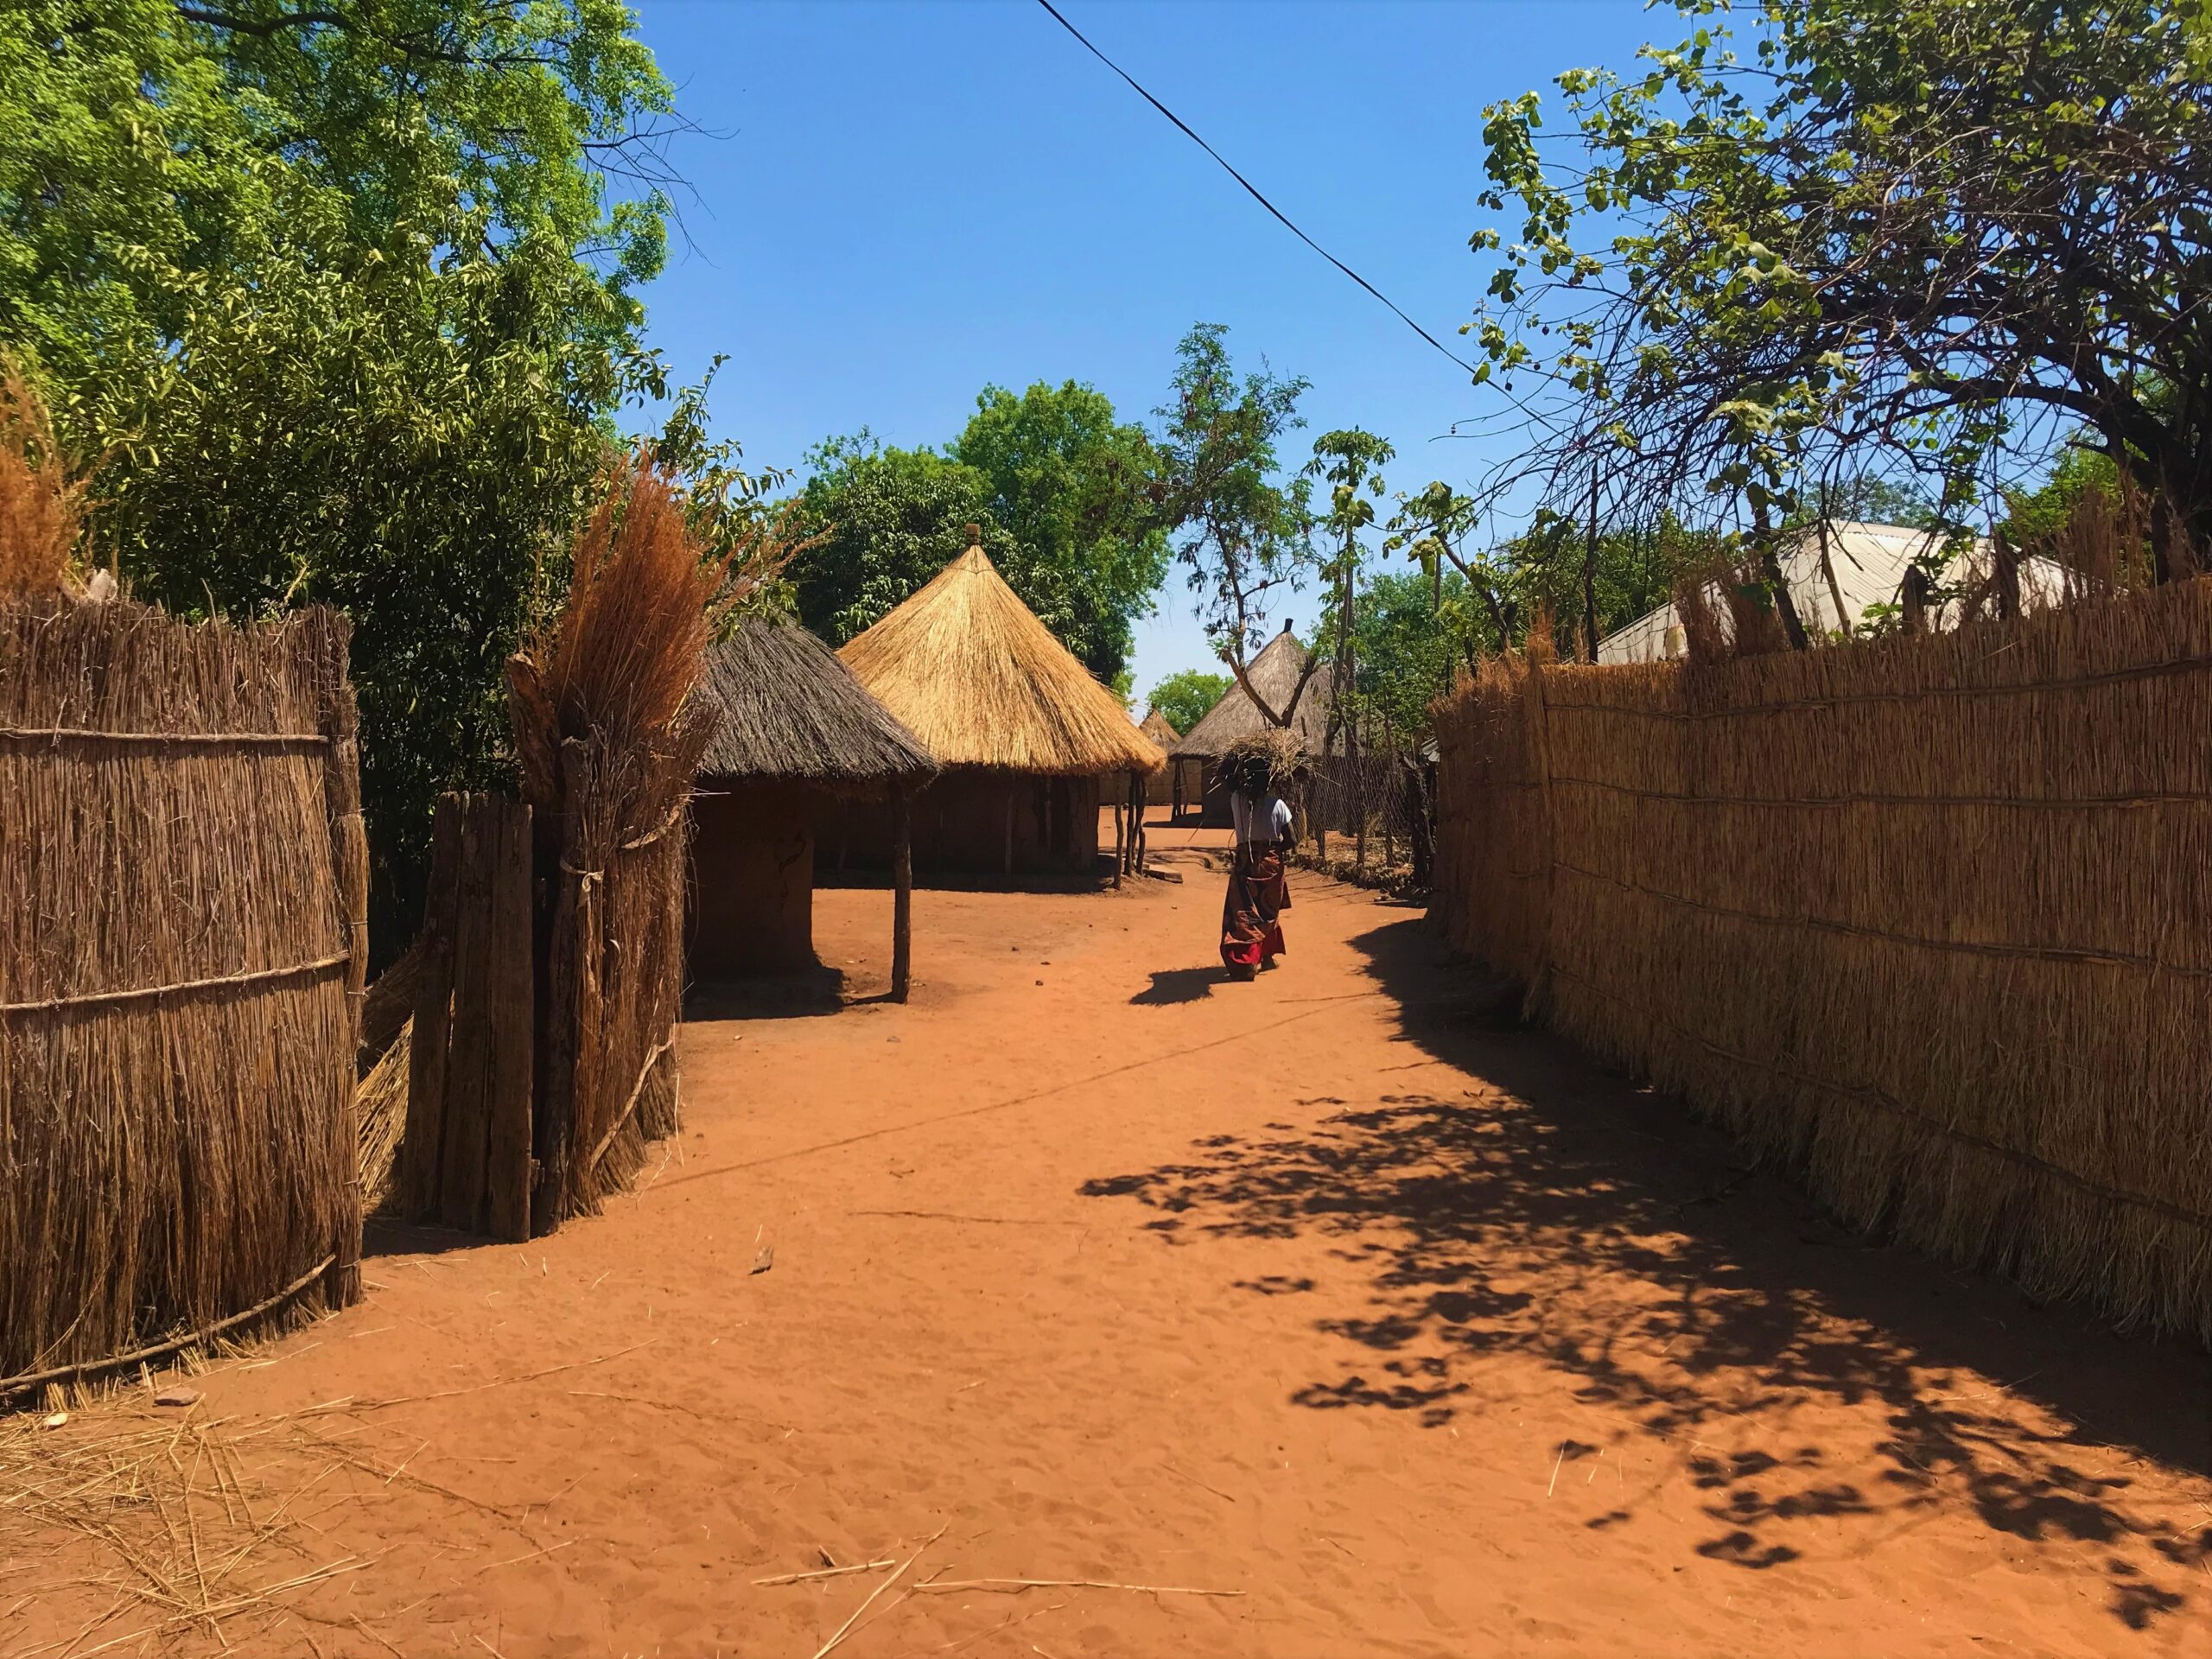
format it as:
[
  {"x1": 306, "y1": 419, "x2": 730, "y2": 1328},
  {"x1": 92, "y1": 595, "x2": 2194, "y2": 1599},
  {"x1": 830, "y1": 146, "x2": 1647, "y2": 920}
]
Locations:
[
  {"x1": 697, "y1": 616, "x2": 938, "y2": 789},
  {"x1": 1137, "y1": 707, "x2": 1179, "y2": 749},
  {"x1": 839, "y1": 537, "x2": 1165, "y2": 776},
  {"x1": 1169, "y1": 628, "x2": 1333, "y2": 759}
]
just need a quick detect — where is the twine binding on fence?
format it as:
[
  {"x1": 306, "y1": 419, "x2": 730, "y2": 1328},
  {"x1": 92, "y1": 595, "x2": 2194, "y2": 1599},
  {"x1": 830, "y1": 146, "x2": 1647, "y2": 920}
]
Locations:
[
  {"x1": 0, "y1": 952, "x2": 354, "y2": 1017},
  {"x1": 0, "y1": 725, "x2": 330, "y2": 748},
  {"x1": 0, "y1": 1255, "x2": 339, "y2": 1401}
]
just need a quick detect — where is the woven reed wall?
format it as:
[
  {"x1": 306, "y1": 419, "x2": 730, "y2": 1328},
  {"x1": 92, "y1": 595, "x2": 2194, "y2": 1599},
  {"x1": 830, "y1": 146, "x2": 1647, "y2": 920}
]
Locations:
[
  {"x1": 0, "y1": 601, "x2": 366, "y2": 1387},
  {"x1": 1430, "y1": 580, "x2": 2212, "y2": 1338}
]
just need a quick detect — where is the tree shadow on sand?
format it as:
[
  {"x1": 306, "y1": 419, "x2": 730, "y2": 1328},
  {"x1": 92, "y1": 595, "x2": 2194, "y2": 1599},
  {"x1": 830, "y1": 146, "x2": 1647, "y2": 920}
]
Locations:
[{"x1": 1080, "y1": 915, "x2": 2212, "y2": 1635}]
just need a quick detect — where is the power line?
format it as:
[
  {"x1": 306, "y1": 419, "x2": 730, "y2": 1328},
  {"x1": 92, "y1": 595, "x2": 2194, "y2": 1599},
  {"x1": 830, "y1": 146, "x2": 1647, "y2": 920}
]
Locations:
[{"x1": 1033, "y1": 0, "x2": 1479, "y2": 381}]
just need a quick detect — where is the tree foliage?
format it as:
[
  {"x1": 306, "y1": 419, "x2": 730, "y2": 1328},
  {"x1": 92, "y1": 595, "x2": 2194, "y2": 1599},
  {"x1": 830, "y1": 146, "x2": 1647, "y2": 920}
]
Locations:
[
  {"x1": 1469, "y1": 0, "x2": 2212, "y2": 577},
  {"x1": 0, "y1": 0, "x2": 680, "y2": 935},
  {"x1": 949, "y1": 380, "x2": 1169, "y2": 683},
  {"x1": 1144, "y1": 669, "x2": 1231, "y2": 735},
  {"x1": 1154, "y1": 322, "x2": 1316, "y2": 722},
  {"x1": 785, "y1": 382, "x2": 1166, "y2": 686}
]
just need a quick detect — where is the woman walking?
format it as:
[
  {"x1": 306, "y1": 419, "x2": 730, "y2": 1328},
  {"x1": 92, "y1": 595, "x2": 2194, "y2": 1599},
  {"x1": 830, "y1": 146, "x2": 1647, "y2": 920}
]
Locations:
[{"x1": 1220, "y1": 751, "x2": 1294, "y2": 981}]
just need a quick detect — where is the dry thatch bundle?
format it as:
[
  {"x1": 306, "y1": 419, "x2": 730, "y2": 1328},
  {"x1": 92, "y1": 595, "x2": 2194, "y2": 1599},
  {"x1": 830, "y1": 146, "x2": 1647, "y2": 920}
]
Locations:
[
  {"x1": 506, "y1": 452, "x2": 800, "y2": 1231},
  {"x1": 840, "y1": 535, "x2": 1165, "y2": 776},
  {"x1": 0, "y1": 601, "x2": 365, "y2": 1391},
  {"x1": 0, "y1": 361, "x2": 92, "y2": 601},
  {"x1": 1430, "y1": 576, "x2": 2212, "y2": 1340},
  {"x1": 696, "y1": 615, "x2": 937, "y2": 791},
  {"x1": 1138, "y1": 707, "x2": 1179, "y2": 747},
  {"x1": 1168, "y1": 627, "x2": 1333, "y2": 761},
  {"x1": 508, "y1": 450, "x2": 792, "y2": 837},
  {"x1": 356, "y1": 1017, "x2": 411, "y2": 1214},
  {"x1": 1219, "y1": 724, "x2": 1306, "y2": 788}
]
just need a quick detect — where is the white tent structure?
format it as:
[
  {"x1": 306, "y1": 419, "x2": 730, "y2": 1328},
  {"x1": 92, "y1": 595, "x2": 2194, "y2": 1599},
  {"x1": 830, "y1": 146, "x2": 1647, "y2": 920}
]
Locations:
[{"x1": 1598, "y1": 521, "x2": 2070, "y2": 664}]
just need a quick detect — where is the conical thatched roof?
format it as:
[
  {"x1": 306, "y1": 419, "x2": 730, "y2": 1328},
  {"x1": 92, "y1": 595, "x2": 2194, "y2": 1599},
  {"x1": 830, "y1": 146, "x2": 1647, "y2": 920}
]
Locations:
[
  {"x1": 696, "y1": 616, "x2": 938, "y2": 787},
  {"x1": 1137, "y1": 707, "x2": 1179, "y2": 749},
  {"x1": 839, "y1": 541, "x2": 1165, "y2": 776},
  {"x1": 1169, "y1": 627, "x2": 1334, "y2": 759}
]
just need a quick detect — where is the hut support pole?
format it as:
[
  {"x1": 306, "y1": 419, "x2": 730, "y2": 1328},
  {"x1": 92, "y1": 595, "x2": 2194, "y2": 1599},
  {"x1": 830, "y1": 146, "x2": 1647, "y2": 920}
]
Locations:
[
  {"x1": 1004, "y1": 791, "x2": 1015, "y2": 876},
  {"x1": 1112, "y1": 787, "x2": 1124, "y2": 889},
  {"x1": 891, "y1": 785, "x2": 912, "y2": 1003},
  {"x1": 1130, "y1": 774, "x2": 1147, "y2": 875}
]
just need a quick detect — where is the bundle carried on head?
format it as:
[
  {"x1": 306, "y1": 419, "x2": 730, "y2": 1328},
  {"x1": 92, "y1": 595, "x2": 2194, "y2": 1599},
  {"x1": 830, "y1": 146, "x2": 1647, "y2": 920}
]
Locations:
[{"x1": 1220, "y1": 725, "x2": 1305, "y2": 791}]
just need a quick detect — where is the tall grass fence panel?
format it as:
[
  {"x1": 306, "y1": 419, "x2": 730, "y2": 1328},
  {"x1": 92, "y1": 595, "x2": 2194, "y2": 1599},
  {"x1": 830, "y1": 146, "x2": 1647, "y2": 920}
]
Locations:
[
  {"x1": 1430, "y1": 581, "x2": 2212, "y2": 1339},
  {"x1": 0, "y1": 602, "x2": 366, "y2": 1390}
]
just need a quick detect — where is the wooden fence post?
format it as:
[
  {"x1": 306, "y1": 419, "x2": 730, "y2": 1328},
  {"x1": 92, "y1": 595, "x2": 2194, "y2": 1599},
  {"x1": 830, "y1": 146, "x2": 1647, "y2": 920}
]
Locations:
[
  {"x1": 317, "y1": 632, "x2": 368, "y2": 1307},
  {"x1": 401, "y1": 796, "x2": 461, "y2": 1220},
  {"x1": 892, "y1": 784, "x2": 912, "y2": 1002}
]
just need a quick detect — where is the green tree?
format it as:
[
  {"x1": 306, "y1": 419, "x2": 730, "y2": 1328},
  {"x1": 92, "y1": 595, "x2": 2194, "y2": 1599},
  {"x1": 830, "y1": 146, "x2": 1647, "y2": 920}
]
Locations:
[
  {"x1": 0, "y1": 0, "x2": 681, "y2": 939},
  {"x1": 785, "y1": 431, "x2": 1132, "y2": 678},
  {"x1": 949, "y1": 380, "x2": 1169, "y2": 683},
  {"x1": 1469, "y1": 0, "x2": 2212, "y2": 591},
  {"x1": 1145, "y1": 669, "x2": 1231, "y2": 735},
  {"x1": 1302, "y1": 428, "x2": 1394, "y2": 754},
  {"x1": 1154, "y1": 323, "x2": 1315, "y2": 723},
  {"x1": 1351, "y1": 569, "x2": 1487, "y2": 739}
]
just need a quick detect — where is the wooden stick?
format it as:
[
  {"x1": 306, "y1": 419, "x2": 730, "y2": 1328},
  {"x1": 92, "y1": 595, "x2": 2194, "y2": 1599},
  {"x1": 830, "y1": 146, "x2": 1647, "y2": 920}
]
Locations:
[
  {"x1": 811, "y1": 1526, "x2": 944, "y2": 1659},
  {"x1": 911, "y1": 1579, "x2": 1243, "y2": 1599},
  {"x1": 584, "y1": 1038, "x2": 674, "y2": 1172},
  {"x1": 891, "y1": 784, "x2": 912, "y2": 1003},
  {"x1": 754, "y1": 1560, "x2": 894, "y2": 1586}
]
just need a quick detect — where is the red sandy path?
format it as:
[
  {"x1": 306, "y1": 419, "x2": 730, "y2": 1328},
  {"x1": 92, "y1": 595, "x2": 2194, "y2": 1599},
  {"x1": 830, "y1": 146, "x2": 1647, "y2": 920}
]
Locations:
[{"x1": 11, "y1": 826, "x2": 2212, "y2": 1657}]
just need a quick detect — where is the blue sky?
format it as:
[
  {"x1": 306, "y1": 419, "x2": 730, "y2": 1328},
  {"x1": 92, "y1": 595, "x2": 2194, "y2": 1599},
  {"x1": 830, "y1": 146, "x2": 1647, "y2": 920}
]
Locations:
[{"x1": 627, "y1": 0, "x2": 1669, "y2": 709}]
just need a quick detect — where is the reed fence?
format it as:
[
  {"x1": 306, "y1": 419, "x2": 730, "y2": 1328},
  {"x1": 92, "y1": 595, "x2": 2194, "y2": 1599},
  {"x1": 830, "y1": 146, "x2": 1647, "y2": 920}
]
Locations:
[
  {"x1": 0, "y1": 601, "x2": 365, "y2": 1393},
  {"x1": 1431, "y1": 579, "x2": 2212, "y2": 1339}
]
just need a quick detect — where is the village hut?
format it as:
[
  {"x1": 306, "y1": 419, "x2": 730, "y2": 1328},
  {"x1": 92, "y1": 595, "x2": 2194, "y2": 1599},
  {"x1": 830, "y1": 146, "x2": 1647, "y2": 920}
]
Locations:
[
  {"x1": 836, "y1": 531, "x2": 1166, "y2": 874},
  {"x1": 1136, "y1": 708, "x2": 1179, "y2": 807},
  {"x1": 1167, "y1": 623, "x2": 1334, "y2": 824},
  {"x1": 1598, "y1": 521, "x2": 2072, "y2": 662},
  {"x1": 692, "y1": 616, "x2": 938, "y2": 989}
]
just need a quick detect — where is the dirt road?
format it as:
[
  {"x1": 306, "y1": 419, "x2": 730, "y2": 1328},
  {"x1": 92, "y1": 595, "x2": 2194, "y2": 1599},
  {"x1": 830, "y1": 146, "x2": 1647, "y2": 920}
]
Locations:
[{"x1": 10, "y1": 826, "x2": 2210, "y2": 1656}]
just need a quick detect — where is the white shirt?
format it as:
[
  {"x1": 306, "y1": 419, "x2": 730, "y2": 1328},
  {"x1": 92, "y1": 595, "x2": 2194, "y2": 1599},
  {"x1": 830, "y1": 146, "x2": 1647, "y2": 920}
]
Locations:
[{"x1": 1230, "y1": 790, "x2": 1292, "y2": 846}]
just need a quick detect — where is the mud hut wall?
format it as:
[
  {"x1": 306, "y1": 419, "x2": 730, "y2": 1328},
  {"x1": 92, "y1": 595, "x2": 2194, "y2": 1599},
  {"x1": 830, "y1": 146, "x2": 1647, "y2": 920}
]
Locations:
[
  {"x1": 0, "y1": 602, "x2": 365, "y2": 1382},
  {"x1": 1428, "y1": 580, "x2": 2212, "y2": 1339},
  {"x1": 690, "y1": 780, "x2": 816, "y2": 976},
  {"x1": 821, "y1": 770, "x2": 1101, "y2": 875}
]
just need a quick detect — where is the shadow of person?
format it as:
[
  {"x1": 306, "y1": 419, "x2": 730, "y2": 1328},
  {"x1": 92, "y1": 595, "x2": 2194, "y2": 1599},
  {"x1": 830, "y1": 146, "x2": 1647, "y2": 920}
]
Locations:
[{"x1": 1130, "y1": 966, "x2": 1221, "y2": 1006}]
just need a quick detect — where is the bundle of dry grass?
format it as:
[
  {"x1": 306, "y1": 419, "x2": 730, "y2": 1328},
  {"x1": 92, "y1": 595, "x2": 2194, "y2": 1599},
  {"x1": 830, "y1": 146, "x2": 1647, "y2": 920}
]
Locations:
[
  {"x1": 0, "y1": 601, "x2": 365, "y2": 1392},
  {"x1": 1220, "y1": 724, "x2": 1306, "y2": 785},
  {"x1": 509, "y1": 450, "x2": 790, "y2": 826},
  {"x1": 1429, "y1": 577, "x2": 2212, "y2": 1339},
  {"x1": 506, "y1": 453, "x2": 792, "y2": 1230},
  {"x1": 840, "y1": 534, "x2": 1165, "y2": 777},
  {"x1": 0, "y1": 361, "x2": 92, "y2": 601},
  {"x1": 0, "y1": 1400, "x2": 365, "y2": 1648},
  {"x1": 355, "y1": 1018, "x2": 411, "y2": 1214}
]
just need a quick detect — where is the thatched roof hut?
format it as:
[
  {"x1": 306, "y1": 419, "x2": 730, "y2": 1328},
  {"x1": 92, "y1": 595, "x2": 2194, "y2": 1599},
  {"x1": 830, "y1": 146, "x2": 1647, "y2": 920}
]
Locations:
[
  {"x1": 1166, "y1": 626, "x2": 1334, "y2": 822},
  {"x1": 1136, "y1": 708, "x2": 1179, "y2": 806},
  {"x1": 691, "y1": 618, "x2": 937, "y2": 989},
  {"x1": 841, "y1": 539, "x2": 1166, "y2": 777},
  {"x1": 699, "y1": 616, "x2": 938, "y2": 789},
  {"x1": 836, "y1": 535, "x2": 1166, "y2": 874}
]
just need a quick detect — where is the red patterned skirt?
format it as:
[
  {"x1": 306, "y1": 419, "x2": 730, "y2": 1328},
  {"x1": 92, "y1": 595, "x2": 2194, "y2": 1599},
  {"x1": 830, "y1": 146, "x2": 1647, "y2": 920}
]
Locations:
[{"x1": 1220, "y1": 846, "x2": 1289, "y2": 974}]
